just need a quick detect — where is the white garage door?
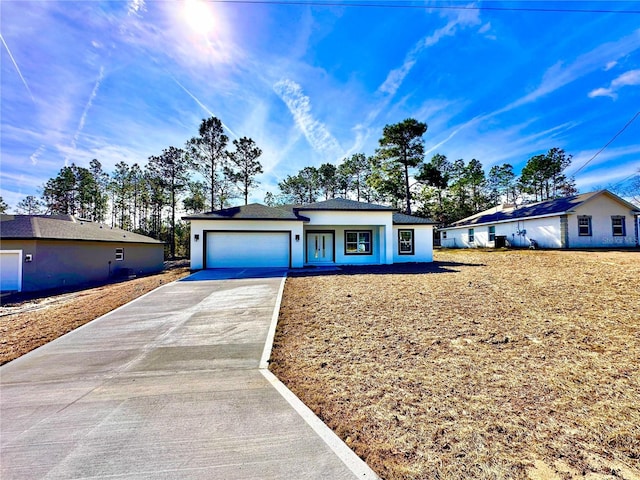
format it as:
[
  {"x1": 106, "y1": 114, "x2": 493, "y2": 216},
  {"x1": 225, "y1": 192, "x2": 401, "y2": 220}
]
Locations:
[
  {"x1": 206, "y1": 231, "x2": 290, "y2": 268},
  {"x1": 0, "y1": 250, "x2": 22, "y2": 292}
]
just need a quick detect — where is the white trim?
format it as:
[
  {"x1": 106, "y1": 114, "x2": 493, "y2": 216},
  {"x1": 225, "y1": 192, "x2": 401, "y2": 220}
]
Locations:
[
  {"x1": 260, "y1": 369, "x2": 381, "y2": 479},
  {"x1": 258, "y1": 274, "x2": 380, "y2": 479},
  {"x1": 259, "y1": 274, "x2": 287, "y2": 369}
]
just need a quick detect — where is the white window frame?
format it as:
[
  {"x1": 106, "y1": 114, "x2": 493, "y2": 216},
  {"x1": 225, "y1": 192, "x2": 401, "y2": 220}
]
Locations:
[
  {"x1": 398, "y1": 229, "x2": 414, "y2": 255},
  {"x1": 468, "y1": 228, "x2": 474, "y2": 243},
  {"x1": 611, "y1": 216, "x2": 626, "y2": 236},
  {"x1": 488, "y1": 226, "x2": 495, "y2": 242},
  {"x1": 578, "y1": 216, "x2": 592, "y2": 236},
  {"x1": 115, "y1": 247, "x2": 125, "y2": 261}
]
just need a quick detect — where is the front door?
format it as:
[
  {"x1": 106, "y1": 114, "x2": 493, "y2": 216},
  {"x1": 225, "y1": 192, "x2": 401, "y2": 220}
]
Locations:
[{"x1": 306, "y1": 232, "x2": 334, "y2": 264}]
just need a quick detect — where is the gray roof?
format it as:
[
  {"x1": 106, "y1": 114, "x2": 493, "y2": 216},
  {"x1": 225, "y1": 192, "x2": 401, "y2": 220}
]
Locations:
[
  {"x1": 182, "y1": 203, "x2": 310, "y2": 221},
  {"x1": 0, "y1": 215, "x2": 163, "y2": 244},
  {"x1": 446, "y1": 190, "x2": 640, "y2": 228},
  {"x1": 182, "y1": 199, "x2": 437, "y2": 225},
  {"x1": 294, "y1": 198, "x2": 395, "y2": 211},
  {"x1": 392, "y1": 212, "x2": 437, "y2": 225}
]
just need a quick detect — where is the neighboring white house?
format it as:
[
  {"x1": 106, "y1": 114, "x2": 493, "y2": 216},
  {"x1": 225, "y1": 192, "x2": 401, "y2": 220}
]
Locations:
[
  {"x1": 440, "y1": 190, "x2": 640, "y2": 249},
  {"x1": 183, "y1": 198, "x2": 436, "y2": 269}
]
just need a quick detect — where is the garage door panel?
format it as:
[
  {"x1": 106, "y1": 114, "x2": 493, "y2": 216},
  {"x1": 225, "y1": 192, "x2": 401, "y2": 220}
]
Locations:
[
  {"x1": 1, "y1": 250, "x2": 22, "y2": 291},
  {"x1": 206, "y1": 232, "x2": 289, "y2": 268}
]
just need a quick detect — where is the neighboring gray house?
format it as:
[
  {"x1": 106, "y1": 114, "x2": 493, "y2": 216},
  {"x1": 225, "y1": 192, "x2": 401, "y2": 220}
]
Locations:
[
  {"x1": 440, "y1": 190, "x2": 640, "y2": 249},
  {"x1": 184, "y1": 198, "x2": 436, "y2": 269},
  {"x1": 0, "y1": 215, "x2": 164, "y2": 293}
]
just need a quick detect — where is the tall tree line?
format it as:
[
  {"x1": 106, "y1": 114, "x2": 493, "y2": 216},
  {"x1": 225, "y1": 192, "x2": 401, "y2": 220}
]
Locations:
[
  {"x1": 24, "y1": 116, "x2": 264, "y2": 259},
  {"x1": 271, "y1": 118, "x2": 578, "y2": 226}
]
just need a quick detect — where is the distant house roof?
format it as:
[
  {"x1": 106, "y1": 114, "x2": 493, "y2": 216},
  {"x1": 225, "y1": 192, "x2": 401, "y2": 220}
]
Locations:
[
  {"x1": 444, "y1": 190, "x2": 640, "y2": 228},
  {"x1": 294, "y1": 198, "x2": 395, "y2": 211},
  {"x1": 392, "y1": 212, "x2": 437, "y2": 225},
  {"x1": 0, "y1": 215, "x2": 163, "y2": 244},
  {"x1": 182, "y1": 203, "x2": 310, "y2": 221}
]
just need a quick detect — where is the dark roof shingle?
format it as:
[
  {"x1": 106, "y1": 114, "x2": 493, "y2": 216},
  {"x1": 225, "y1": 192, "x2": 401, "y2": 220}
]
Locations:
[
  {"x1": 0, "y1": 215, "x2": 163, "y2": 244},
  {"x1": 447, "y1": 190, "x2": 639, "y2": 228},
  {"x1": 295, "y1": 198, "x2": 395, "y2": 211},
  {"x1": 182, "y1": 203, "x2": 309, "y2": 221},
  {"x1": 392, "y1": 212, "x2": 436, "y2": 225}
]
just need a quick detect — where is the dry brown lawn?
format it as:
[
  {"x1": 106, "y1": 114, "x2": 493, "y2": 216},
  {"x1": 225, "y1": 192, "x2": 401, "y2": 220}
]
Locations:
[
  {"x1": 0, "y1": 267, "x2": 191, "y2": 365},
  {"x1": 270, "y1": 249, "x2": 640, "y2": 480}
]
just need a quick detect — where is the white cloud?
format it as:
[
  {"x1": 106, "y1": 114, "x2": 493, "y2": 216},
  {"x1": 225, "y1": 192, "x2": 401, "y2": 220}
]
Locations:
[
  {"x1": 273, "y1": 79, "x2": 343, "y2": 160},
  {"x1": 127, "y1": 0, "x2": 146, "y2": 16},
  {"x1": 478, "y1": 22, "x2": 491, "y2": 34},
  {"x1": 171, "y1": 76, "x2": 237, "y2": 138},
  {"x1": 378, "y1": 5, "x2": 481, "y2": 97},
  {"x1": 0, "y1": 33, "x2": 35, "y2": 104},
  {"x1": 65, "y1": 66, "x2": 105, "y2": 165},
  {"x1": 588, "y1": 69, "x2": 640, "y2": 99},
  {"x1": 605, "y1": 60, "x2": 617, "y2": 71},
  {"x1": 29, "y1": 145, "x2": 45, "y2": 165},
  {"x1": 496, "y1": 29, "x2": 640, "y2": 114}
]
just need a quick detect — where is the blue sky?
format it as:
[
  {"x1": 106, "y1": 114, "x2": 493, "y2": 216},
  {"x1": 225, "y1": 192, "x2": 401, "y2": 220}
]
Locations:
[{"x1": 1, "y1": 0, "x2": 639, "y2": 209}]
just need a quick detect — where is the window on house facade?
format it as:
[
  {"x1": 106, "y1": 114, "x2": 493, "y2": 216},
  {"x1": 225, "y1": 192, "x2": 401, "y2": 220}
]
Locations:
[
  {"x1": 468, "y1": 228, "x2": 474, "y2": 243},
  {"x1": 115, "y1": 248, "x2": 124, "y2": 261},
  {"x1": 441, "y1": 231, "x2": 447, "y2": 239},
  {"x1": 578, "y1": 216, "x2": 592, "y2": 236},
  {"x1": 345, "y1": 230, "x2": 372, "y2": 254},
  {"x1": 611, "y1": 216, "x2": 626, "y2": 236},
  {"x1": 398, "y1": 229, "x2": 414, "y2": 255},
  {"x1": 488, "y1": 226, "x2": 496, "y2": 242}
]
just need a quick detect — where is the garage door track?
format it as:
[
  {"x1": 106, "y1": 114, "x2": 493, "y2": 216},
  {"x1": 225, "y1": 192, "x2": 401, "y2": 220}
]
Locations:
[{"x1": 1, "y1": 268, "x2": 378, "y2": 479}]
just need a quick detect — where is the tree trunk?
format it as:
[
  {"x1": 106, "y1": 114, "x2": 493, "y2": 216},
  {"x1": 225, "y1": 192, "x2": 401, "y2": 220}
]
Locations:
[{"x1": 404, "y1": 162, "x2": 411, "y2": 215}]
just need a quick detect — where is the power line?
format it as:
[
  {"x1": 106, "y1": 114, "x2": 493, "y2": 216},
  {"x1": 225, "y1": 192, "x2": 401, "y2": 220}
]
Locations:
[
  {"x1": 571, "y1": 111, "x2": 640, "y2": 177},
  {"x1": 211, "y1": 0, "x2": 640, "y2": 14}
]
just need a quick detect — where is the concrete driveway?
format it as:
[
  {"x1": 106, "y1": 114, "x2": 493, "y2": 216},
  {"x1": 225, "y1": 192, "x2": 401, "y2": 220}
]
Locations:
[{"x1": 1, "y1": 268, "x2": 378, "y2": 479}]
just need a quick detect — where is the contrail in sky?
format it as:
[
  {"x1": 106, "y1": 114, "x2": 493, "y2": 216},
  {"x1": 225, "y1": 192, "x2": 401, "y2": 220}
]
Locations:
[
  {"x1": 65, "y1": 66, "x2": 105, "y2": 165},
  {"x1": 0, "y1": 33, "x2": 36, "y2": 104},
  {"x1": 171, "y1": 75, "x2": 237, "y2": 138}
]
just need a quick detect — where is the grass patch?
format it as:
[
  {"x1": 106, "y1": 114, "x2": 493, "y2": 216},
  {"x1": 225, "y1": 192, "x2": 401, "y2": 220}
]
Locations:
[{"x1": 270, "y1": 249, "x2": 640, "y2": 479}]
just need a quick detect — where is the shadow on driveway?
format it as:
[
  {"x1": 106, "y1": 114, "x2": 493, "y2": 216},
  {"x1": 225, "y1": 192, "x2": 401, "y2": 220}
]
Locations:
[{"x1": 181, "y1": 267, "x2": 289, "y2": 281}]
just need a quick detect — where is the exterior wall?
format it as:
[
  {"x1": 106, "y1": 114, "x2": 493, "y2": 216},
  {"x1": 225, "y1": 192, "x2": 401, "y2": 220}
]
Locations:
[
  {"x1": 188, "y1": 220, "x2": 304, "y2": 269},
  {"x1": 393, "y1": 225, "x2": 434, "y2": 263},
  {"x1": 188, "y1": 212, "x2": 435, "y2": 268},
  {"x1": 441, "y1": 216, "x2": 562, "y2": 249},
  {"x1": 301, "y1": 210, "x2": 394, "y2": 264},
  {"x1": 569, "y1": 195, "x2": 638, "y2": 248},
  {"x1": 303, "y1": 225, "x2": 385, "y2": 265},
  {"x1": 0, "y1": 239, "x2": 163, "y2": 292}
]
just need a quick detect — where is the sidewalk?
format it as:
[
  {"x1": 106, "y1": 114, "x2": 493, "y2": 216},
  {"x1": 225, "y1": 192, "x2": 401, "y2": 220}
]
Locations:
[{"x1": 1, "y1": 269, "x2": 379, "y2": 479}]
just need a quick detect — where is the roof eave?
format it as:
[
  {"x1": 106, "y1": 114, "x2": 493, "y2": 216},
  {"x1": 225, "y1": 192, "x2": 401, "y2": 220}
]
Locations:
[{"x1": 444, "y1": 211, "x2": 571, "y2": 229}]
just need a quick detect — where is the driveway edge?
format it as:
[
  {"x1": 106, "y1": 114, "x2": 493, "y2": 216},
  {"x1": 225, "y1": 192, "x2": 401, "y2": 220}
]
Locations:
[{"x1": 258, "y1": 274, "x2": 381, "y2": 480}]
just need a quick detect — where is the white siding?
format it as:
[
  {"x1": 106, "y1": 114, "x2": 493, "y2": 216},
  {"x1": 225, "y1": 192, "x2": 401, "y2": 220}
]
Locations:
[
  {"x1": 442, "y1": 217, "x2": 562, "y2": 249},
  {"x1": 393, "y1": 225, "x2": 434, "y2": 263},
  {"x1": 303, "y1": 225, "x2": 384, "y2": 265},
  {"x1": 189, "y1": 220, "x2": 304, "y2": 269},
  {"x1": 299, "y1": 210, "x2": 394, "y2": 264},
  {"x1": 569, "y1": 194, "x2": 638, "y2": 247}
]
